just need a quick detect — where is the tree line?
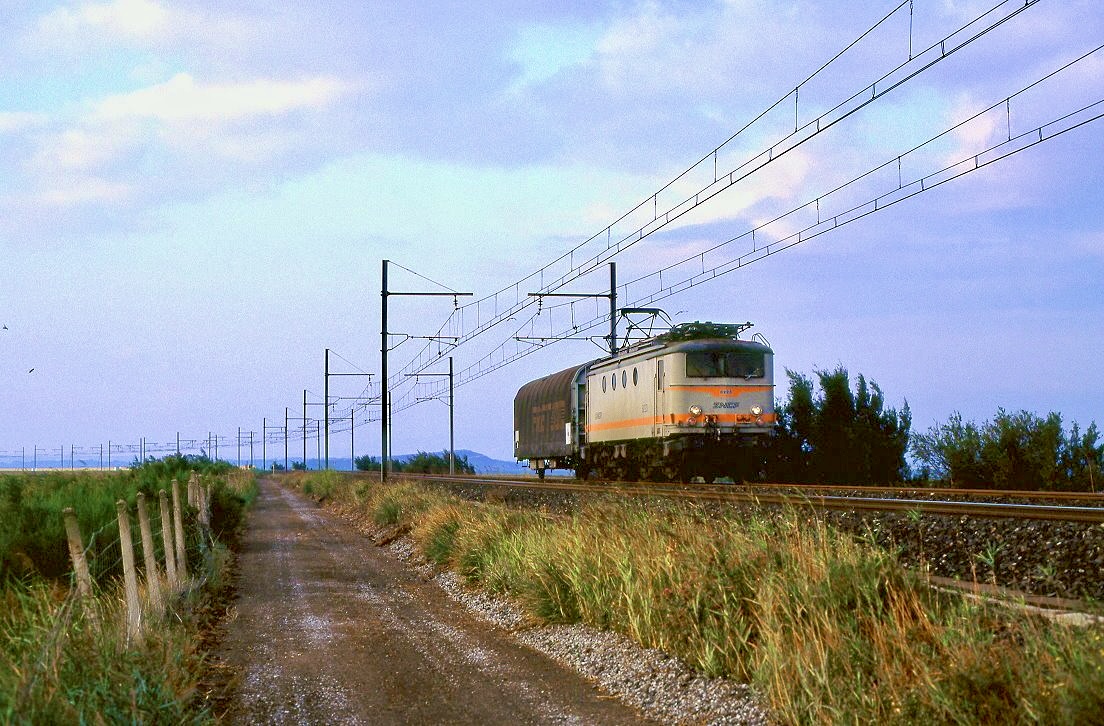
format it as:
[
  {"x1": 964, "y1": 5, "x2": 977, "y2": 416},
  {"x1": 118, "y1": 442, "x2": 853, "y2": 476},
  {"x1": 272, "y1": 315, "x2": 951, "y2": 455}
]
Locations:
[
  {"x1": 761, "y1": 366, "x2": 1101, "y2": 491},
  {"x1": 354, "y1": 450, "x2": 476, "y2": 475}
]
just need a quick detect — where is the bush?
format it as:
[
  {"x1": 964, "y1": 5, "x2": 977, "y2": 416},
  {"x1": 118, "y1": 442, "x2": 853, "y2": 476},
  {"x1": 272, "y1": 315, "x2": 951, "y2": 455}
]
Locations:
[
  {"x1": 1, "y1": 459, "x2": 254, "y2": 722},
  {"x1": 354, "y1": 455, "x2": 379, "y2": 471},
  {"x1": 912, "y1": 410, "x2": 1102, "y2": 490},
  {"x1": 402, "y1": 451, "x2": 476, "y2": 475},
  {"x1": 356, "y1": 451, "x2": 475, "y2": 474}
]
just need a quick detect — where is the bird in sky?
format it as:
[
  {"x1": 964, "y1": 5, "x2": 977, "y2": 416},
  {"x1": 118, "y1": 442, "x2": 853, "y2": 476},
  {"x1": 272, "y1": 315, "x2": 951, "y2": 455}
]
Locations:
[
  {"x1": 27, "y1": 368, "x2": 34, "y2": 373},
  {"x1": 2, "y1": 325, "x2": 7, "y2": 330}
]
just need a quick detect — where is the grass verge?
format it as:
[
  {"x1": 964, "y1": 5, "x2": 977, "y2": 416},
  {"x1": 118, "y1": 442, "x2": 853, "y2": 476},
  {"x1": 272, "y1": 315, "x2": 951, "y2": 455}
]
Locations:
[
  {"x1": 0, "y1": 463, "x2": 256, "y2": 724},
  {"x1": 293, "y1": 472, "x2": 1104, "y2": 725}
]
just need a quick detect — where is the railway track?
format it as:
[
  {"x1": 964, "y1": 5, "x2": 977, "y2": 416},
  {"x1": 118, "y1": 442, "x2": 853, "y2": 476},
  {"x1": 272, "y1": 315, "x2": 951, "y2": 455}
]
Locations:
[{"x1": 406, "y1": 473, "x2": 1104, "y2": 523}]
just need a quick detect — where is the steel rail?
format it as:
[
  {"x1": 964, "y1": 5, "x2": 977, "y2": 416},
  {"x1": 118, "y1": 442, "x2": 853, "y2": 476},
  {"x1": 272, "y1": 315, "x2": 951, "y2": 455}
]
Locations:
[
  {"x1": 743, "y1": 482, "x2": 1104, "y2": 502},
  {"x1": 405, "y1": 474, "x2": 1104, "y2": 523},
  {"x1": 406, "y1": 472, "x2": 1104, "y2": 501}
]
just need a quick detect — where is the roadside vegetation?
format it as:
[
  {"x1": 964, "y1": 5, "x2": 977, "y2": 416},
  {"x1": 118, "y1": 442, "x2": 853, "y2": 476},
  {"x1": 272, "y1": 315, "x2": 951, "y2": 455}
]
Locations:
[
  {"x1": 0, "y1": 456, "x2": 256, "y2": 723},
  {"x1": 294, "y1": 472, "x2": 1104, "y2": 724}
]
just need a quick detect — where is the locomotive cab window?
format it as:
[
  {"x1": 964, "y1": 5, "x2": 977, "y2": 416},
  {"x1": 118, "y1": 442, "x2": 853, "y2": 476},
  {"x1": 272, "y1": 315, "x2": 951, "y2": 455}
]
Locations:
[{"x1": 685, "y1": 350, "x2": 766, "y2": 379}]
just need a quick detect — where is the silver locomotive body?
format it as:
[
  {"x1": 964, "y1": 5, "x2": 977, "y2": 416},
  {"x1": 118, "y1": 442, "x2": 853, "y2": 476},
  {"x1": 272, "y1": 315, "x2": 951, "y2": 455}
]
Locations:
[{"x1": 514, "y1": 322, "x2": 775, "y2": 482}]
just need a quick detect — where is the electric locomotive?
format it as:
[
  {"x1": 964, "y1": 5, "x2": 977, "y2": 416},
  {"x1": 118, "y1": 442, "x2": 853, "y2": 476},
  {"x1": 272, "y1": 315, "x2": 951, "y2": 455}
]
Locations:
[{"x1": 513, "y1": 321, "x2": 775, "y2": 482}]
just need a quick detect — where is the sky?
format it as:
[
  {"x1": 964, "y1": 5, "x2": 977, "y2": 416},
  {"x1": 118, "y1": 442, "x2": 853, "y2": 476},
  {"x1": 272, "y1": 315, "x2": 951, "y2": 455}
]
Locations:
[{"x1": 1, "y1": 0, "x2": 1102, "y2": 467}]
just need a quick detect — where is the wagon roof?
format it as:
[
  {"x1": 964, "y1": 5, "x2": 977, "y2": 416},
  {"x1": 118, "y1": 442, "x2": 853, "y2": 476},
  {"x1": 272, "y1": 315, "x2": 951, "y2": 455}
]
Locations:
[{"x1": 514, "y1": 363, "x2": 589, "y2": 406}]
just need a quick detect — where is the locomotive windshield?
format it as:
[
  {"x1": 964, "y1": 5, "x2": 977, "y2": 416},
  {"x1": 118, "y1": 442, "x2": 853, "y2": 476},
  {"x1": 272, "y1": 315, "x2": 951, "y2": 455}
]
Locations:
[{"x1": 685, "y1": 349, "x2": 766, "y2": 379}]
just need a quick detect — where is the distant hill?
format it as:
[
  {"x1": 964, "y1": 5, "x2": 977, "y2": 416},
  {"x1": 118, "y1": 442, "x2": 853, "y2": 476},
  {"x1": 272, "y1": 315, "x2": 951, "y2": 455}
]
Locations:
[{"x1": 451, "y1": 449, "x2": 528, "y2": 474}]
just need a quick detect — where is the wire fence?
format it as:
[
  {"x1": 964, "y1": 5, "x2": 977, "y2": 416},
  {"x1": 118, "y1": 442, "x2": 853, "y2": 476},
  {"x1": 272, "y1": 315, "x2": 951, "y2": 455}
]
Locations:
[{"x1": 5, "y1": 474, "x2": 215, "y2": 716}]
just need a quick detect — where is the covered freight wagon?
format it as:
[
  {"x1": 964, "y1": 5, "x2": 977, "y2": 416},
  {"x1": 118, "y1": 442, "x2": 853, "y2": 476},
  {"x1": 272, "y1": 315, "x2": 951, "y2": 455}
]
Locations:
[{"x1": 513, "y1": 363, "x2": 589, "y2": 476}]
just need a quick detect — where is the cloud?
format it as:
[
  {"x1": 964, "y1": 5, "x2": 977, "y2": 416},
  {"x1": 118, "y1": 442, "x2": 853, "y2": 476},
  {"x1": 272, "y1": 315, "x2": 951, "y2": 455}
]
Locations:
[
  {"x1": 33, "y1": 176, "x2": 132, "y2": 207},
  {"x1": 0, "y1": 112, "x2": 47, "y2": 134},
  {"x1": 19, "y1": 71, "x2": 351, "y2": 191},
  {"x1": 30, "y1": 125, "x2": 139, "y2": 170},
  {"x1": 23, "y1": 0, "x2": 281, "y2": 65},
  {"x1": 1072, "y1": 231, "x2": 1104, "y2": 259},
  {"x1": 36, "y1": 0, "x2": 170, "y2": 43},
  {"x1": 92, "y1": 73, "x2": 350, "y2": 123},
  {"x1": 4, "y1": 69, "x2": 356, "y2": 225}
]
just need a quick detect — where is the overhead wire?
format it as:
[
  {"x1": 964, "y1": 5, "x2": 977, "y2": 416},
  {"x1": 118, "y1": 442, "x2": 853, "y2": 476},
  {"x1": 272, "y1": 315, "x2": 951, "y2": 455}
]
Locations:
[
  {"x1": 381, "y1": 0, "x2": 1045, "y2": 396},
  {"x1": 402, "y1": 41, "x2": 1104, "y2": 404}
]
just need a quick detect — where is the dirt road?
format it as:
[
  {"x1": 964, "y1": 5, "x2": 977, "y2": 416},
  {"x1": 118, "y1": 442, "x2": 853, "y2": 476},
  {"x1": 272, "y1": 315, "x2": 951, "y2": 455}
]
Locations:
[{"x1": 216, "y1": 478, "x2": 653, "y2": 724}]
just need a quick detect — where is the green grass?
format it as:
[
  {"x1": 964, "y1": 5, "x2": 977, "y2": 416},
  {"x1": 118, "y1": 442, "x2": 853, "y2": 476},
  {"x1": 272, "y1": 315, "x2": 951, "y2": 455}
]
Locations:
[
  {"x1": 0, "y1": 462, "x2": 256, "y2": 723},
  {"x1": 295, "y1": 472, "x2": 1104, "y2": 725},
  {"x1": 0, "y1": 464, "x2": 256, "y2": 584},
  {"x1": 1, "y1": 574, "x2": 211, "y2": 724}
]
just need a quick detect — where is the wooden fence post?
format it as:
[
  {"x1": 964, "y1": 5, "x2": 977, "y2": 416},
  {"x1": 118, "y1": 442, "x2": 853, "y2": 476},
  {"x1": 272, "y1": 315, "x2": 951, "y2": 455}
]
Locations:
[
  {"x1": 172, "y1": 480, "x2": 188, "y2": 582},
  {"x1": 135, "y1": 493, "x2": 164, "y2": 615},
  {"x1": 116, "y1": 500, "x2": 143, "y2": 644},
  {"x1": 198, "y1": 484, "x2": 210, "y2": 528},
  {"x1": 61, "y1": 507, "x2": 95, "y2": 606},
  {"x1": 159, "y1": 489, "x2": 178, "y2": 589}
]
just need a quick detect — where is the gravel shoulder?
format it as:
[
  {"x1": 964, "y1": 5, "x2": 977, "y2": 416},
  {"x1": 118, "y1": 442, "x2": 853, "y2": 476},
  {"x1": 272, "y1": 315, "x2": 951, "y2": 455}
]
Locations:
[
  {"x1": 332, "y1": 502, "x2": 770, "y2": 726},
  {"x1": 214, "y1": 478, "x2": 664, "y2": 725}
]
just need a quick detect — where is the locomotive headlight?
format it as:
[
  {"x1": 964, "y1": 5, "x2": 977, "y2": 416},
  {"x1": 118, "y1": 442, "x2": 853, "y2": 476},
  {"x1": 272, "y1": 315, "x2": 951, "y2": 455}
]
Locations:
[
  {"x1": 688, "y1": 404, "x2": 703, "y2": 416},
  {"x1": 750, "y1": 405, "x2": 763, "y2": 416}
]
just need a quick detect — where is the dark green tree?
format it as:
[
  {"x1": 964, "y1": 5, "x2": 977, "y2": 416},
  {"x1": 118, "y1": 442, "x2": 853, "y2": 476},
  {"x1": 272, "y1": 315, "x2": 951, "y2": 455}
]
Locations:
[
  {"x1": 910, "y1": 412, "x2": 984, "y2": 486},
  {"x1": 767, "y1": 367, "x2": 911, "y2": 484}
]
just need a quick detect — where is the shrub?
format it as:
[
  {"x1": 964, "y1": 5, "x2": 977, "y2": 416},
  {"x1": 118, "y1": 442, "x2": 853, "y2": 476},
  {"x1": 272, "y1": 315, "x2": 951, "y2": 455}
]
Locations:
[{"x1": 913, "y1": 410, "x2": 1102, "y2": 490}]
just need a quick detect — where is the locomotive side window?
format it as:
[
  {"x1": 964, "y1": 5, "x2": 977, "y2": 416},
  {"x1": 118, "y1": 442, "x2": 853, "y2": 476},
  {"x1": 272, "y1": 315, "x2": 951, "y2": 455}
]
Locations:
[
  {"x1": 612, "y1": 373, "x2": 617, "y2": 390},
  {"x1": 602, "y1": 376, "x2": 607, "y2": 393},
  {"x1": 686, "y1": 349, "x2": 766, "y2": 378},
  {"x1": 633, "y1": 368, "x2": 638, "y2": 386},
  {"x1": 621, "y1": 370, "x2": 627, "y2": 388}
]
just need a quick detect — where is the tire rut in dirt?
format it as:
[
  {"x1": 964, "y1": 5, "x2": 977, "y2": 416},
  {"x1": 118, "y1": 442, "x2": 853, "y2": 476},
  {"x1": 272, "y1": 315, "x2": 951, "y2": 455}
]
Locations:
[{"x1": 216, "y1": 478, "x2": 653, "y2": 725}]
